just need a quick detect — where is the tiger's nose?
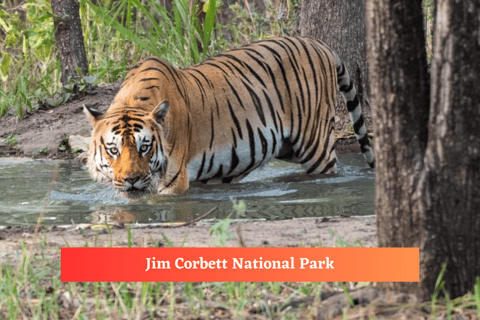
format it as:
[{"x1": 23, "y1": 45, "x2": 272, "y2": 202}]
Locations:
[{"x1": 125, "y1": 176, "x2": 140, "y2": 185}]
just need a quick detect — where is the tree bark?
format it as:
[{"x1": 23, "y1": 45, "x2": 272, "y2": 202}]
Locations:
[
  {"x1": 51, "y1": 0, "x2": 88, "y2": 89},
  {"x1": 367, "y1": 0, "x2": 480, "y2": 299},
  {"x1": 300, "y1": 0, "x2": 371, "y2": 133},
  {"x1": 422, "y1": 0, "x2": 480, "y2": 299}
]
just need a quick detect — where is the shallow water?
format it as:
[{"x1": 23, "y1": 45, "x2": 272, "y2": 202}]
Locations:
[{"x1": 0, "y1": 154, "x2": 374, "y2": 226}]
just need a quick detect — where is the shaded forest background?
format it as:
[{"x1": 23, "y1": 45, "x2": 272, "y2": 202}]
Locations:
[{"x1": 0, "y1": 0, "x2": 433, "y2": 121}]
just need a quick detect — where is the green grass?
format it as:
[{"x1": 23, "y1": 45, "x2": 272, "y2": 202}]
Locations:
[
  {"x1": 0, "y1": 0, "x2": 230, "y2": 119},
  {"x1": 0, "y1": 0, "x2": 301, "y2": 120}
]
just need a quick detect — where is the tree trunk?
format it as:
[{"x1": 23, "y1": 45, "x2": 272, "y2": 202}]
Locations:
[
  {"x1": 300, "y1": 0, "x2": 371, "y2": 133},
  {"x1": 367, "y1": 0, "x2": 480, "y2": 299},
  {"x1": 422, "y1": 0, "x2": 480, "y2": 299},
  {"x1": 51, "y1": 0, "x2": 88, "y2": 90}
]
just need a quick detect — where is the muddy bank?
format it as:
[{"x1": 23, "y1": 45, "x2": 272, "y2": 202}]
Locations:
[{"x1": 0, "y1": 83, "x2": 121, "y2": 159}]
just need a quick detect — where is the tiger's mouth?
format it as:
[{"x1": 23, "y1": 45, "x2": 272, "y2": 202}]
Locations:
[{"x1": 118, "y1": 186, "x2": 149, "y2": 199}]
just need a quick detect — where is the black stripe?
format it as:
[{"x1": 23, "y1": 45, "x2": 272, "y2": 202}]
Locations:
[
  {"x1": 300, "y1": 121, "x2": 335, "y2": 165},
  {"x1": 220, "y1": 54, "x2": 267, "y2": 88},
  {"x1": 358, "y1": 135, "x2": 371, "y2": 153},
  {"x1": 319, "y1": 158, "x2": 337, "y2": 174},
  {"x1": 353, "y1": 116, "x2": 364, "y2": 134},
  {"x1": 203, "y1": 62, "x2": 230, "y2": 76},
  {"x1": 212, "y1": 164, "x2": 224, "y2": 178},
  {"x1": 145, "y1": 57, "x2": 185, "y2": 101},
  {"x1": 346, "y1": 95, "x2": 359, "y2": 112},
  {"x1": 242, "y1": 47, "x2": 265, "y2": 59},
  {"x1": 295, "y1": 72, "x2": 314, "y2": 159},
  {"x1": 264, "y1": 62, "x2": 285, "y2": 113},
  {"x1": 144, "y1": 57, "x2": 171, "y2": 69},
  {"x1": 189, "y1": 69, "x2": 215, "y2": 88},
  {"x1": 270, "y1": 129, "x2": 277, "y2": 155},
  {"x1": 277, "y1": 111, "x2": 285, "y2": 140},
  {"x1": 209, "y1": 111, "x2": 215, "y2": 149},
  {"x1": 220, "y1": 60, "x2": 253, "y2": 86},
  {"x1": 207, "y1": 154, "x2": 215, "y2": 173},
  {"x1": 298, "y1": 38, "x2": 319, "y2": 107},
  {"x1": 257, "y1": 128, "x2": 268, "y2": 163},
  {"x1": 196, "y1": 152, "x2": 207, "y2": 180},
  {"x1": 259, "y1": 39, "x2": 285, "y2": 58},
  {"x1": 337, "y1": 63, "x2": 345, "y2": 77},
  {"x1": 139, "y1": 77, "x2": 161, "y2": 82},
  {"x1": 169, "y1": 137, "x2": 176, "y2": 156},
  {"x1": 225, "y1": 77, "x2": 247, "y2": 110},
  {"x1": 245, "y1": 84, "x2": 266, "y2": 126},
  {"x1": 164, "y1": 157, "x2": 186, "y2": 188},
  {"x1": 189, "y1": 72, "x2": 207, "y2": 107},
  {"x1": 244, "y1": 120, "x2": 256, "y2": 173},
  {"x1": 291, "y1": 96, "x2": 303, "y2": 146},
  {"x1": 227, "y1": 147, "x2": 240, "y2": 175},
  {"x1": 274, "y1": 55, "x2": 292, "y2": 104},
  {"x1": 230, "y1": 128, "x2": 237, "y2": 148},
  {"x1": 305, "y1": 125, "x2": 335, "y2": 172},
  {"x1": 217, "y1": 60, "x2": 237, "y2": 76},
  {"x1": 263, "y1": 90, "x2": 278, "y2": 132},
  {"x1": 227, "y1": 99, "x2": 243, "y2": 140},
  {"x1": 283, "y1": 37, "x2": 302, "y2": 55},
  {"x1": 340, "y1": 81, "x2": 354, "y2": 93},
  {"x1": 222, "y1": 176, "x2": 234, "y2": 183}
]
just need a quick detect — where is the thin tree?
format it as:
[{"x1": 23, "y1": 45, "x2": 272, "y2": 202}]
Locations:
[
  {"x1": 51, "y1": 0, "x2": 88, "y2": 93},
  {"x1": 367, "y1": 0, "x2": 480, "y2": 299}
]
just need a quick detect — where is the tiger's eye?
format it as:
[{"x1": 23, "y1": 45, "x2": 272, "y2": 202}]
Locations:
[
  {"x1": 140, "y1": 145, "x2": 149, "y2": 153},
  {"x1": 109, "y1": 147, "x2": 119, "y2": 155}
]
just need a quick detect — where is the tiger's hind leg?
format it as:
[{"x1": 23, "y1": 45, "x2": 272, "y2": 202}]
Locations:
[{"x1": 275, "y1": 116, "x2": 338, "y2": 175}]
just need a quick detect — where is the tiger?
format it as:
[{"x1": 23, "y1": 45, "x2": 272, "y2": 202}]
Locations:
[{"x1": 84, "y1": 37, "x2": 374, "y2": 197}]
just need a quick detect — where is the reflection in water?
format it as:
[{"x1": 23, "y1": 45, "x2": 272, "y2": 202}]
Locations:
[
  {"x1": 92, "y1": 208, "x2": 137, "y2": 224},
  {"x1": 0, "y1": 153, "x2": 374, "y2": 226}
]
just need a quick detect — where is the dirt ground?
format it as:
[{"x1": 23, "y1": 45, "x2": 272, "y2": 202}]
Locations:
[
  {"x1": 0, "y1": 215, "x2": 376, "y2": 265},
  {"x1": 0, "y1": 82, "x2": 122, "y2": 158}
]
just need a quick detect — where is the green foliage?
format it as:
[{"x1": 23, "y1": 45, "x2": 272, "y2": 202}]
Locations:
[
  {"x1": 0, "y1": 0, "x2": 296, "y2": 119},
  {"x1": 0, "y1": 0, "x2": 58, "y2": 118},
  {"x1": 39, "y1": 146, "x2": 49, "y2": 154},
  {"x1": 475, "y1": 277, "x2": 480, "y2": 318},
  {"x1": 5, "y1": 133, "x2": 18, "y2": 147},
  {"x1": 228, "y1": 0, "x2": 300, "y2": 44},
  {"x1": 0, "y1": 0, "x2": 232, "y2": 119},
  {"x1": 84, "y1": 0, "x2": 224, "y2": 65},
  {"x1": 209, "y1": 214, "x2": 233, "y2": 246}
]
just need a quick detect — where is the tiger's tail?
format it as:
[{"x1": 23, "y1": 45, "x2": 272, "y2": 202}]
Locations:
[{"x1": 333, "y1": 54, "x2": 375, "y2": 168}]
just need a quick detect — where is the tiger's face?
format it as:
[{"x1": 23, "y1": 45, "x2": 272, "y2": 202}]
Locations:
[{"x1": 84, "y1": 102, "x2": 170, "y2": 197}]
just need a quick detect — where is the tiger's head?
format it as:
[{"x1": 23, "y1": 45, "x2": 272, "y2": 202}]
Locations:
[{"x1": 84, "y1": 101, "x2": 170, "y2": 197}]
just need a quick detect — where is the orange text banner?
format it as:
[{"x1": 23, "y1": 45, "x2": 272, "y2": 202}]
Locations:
[{"x1": 61, "y1": 247, "x2": 419, "y2": 282}]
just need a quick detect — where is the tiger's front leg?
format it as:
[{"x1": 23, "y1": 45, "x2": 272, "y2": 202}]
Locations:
[{"x1": 157, "y1": 165, "x2": 189, "y2": 195}]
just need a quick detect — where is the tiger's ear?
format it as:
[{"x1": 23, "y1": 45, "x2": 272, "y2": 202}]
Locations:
[
  {"x1": 83, "y1": 104, "x2": 104, "y2": 127},
  {"x1": 151, "y1": 101, "x2": 169, "y2": 125}
]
